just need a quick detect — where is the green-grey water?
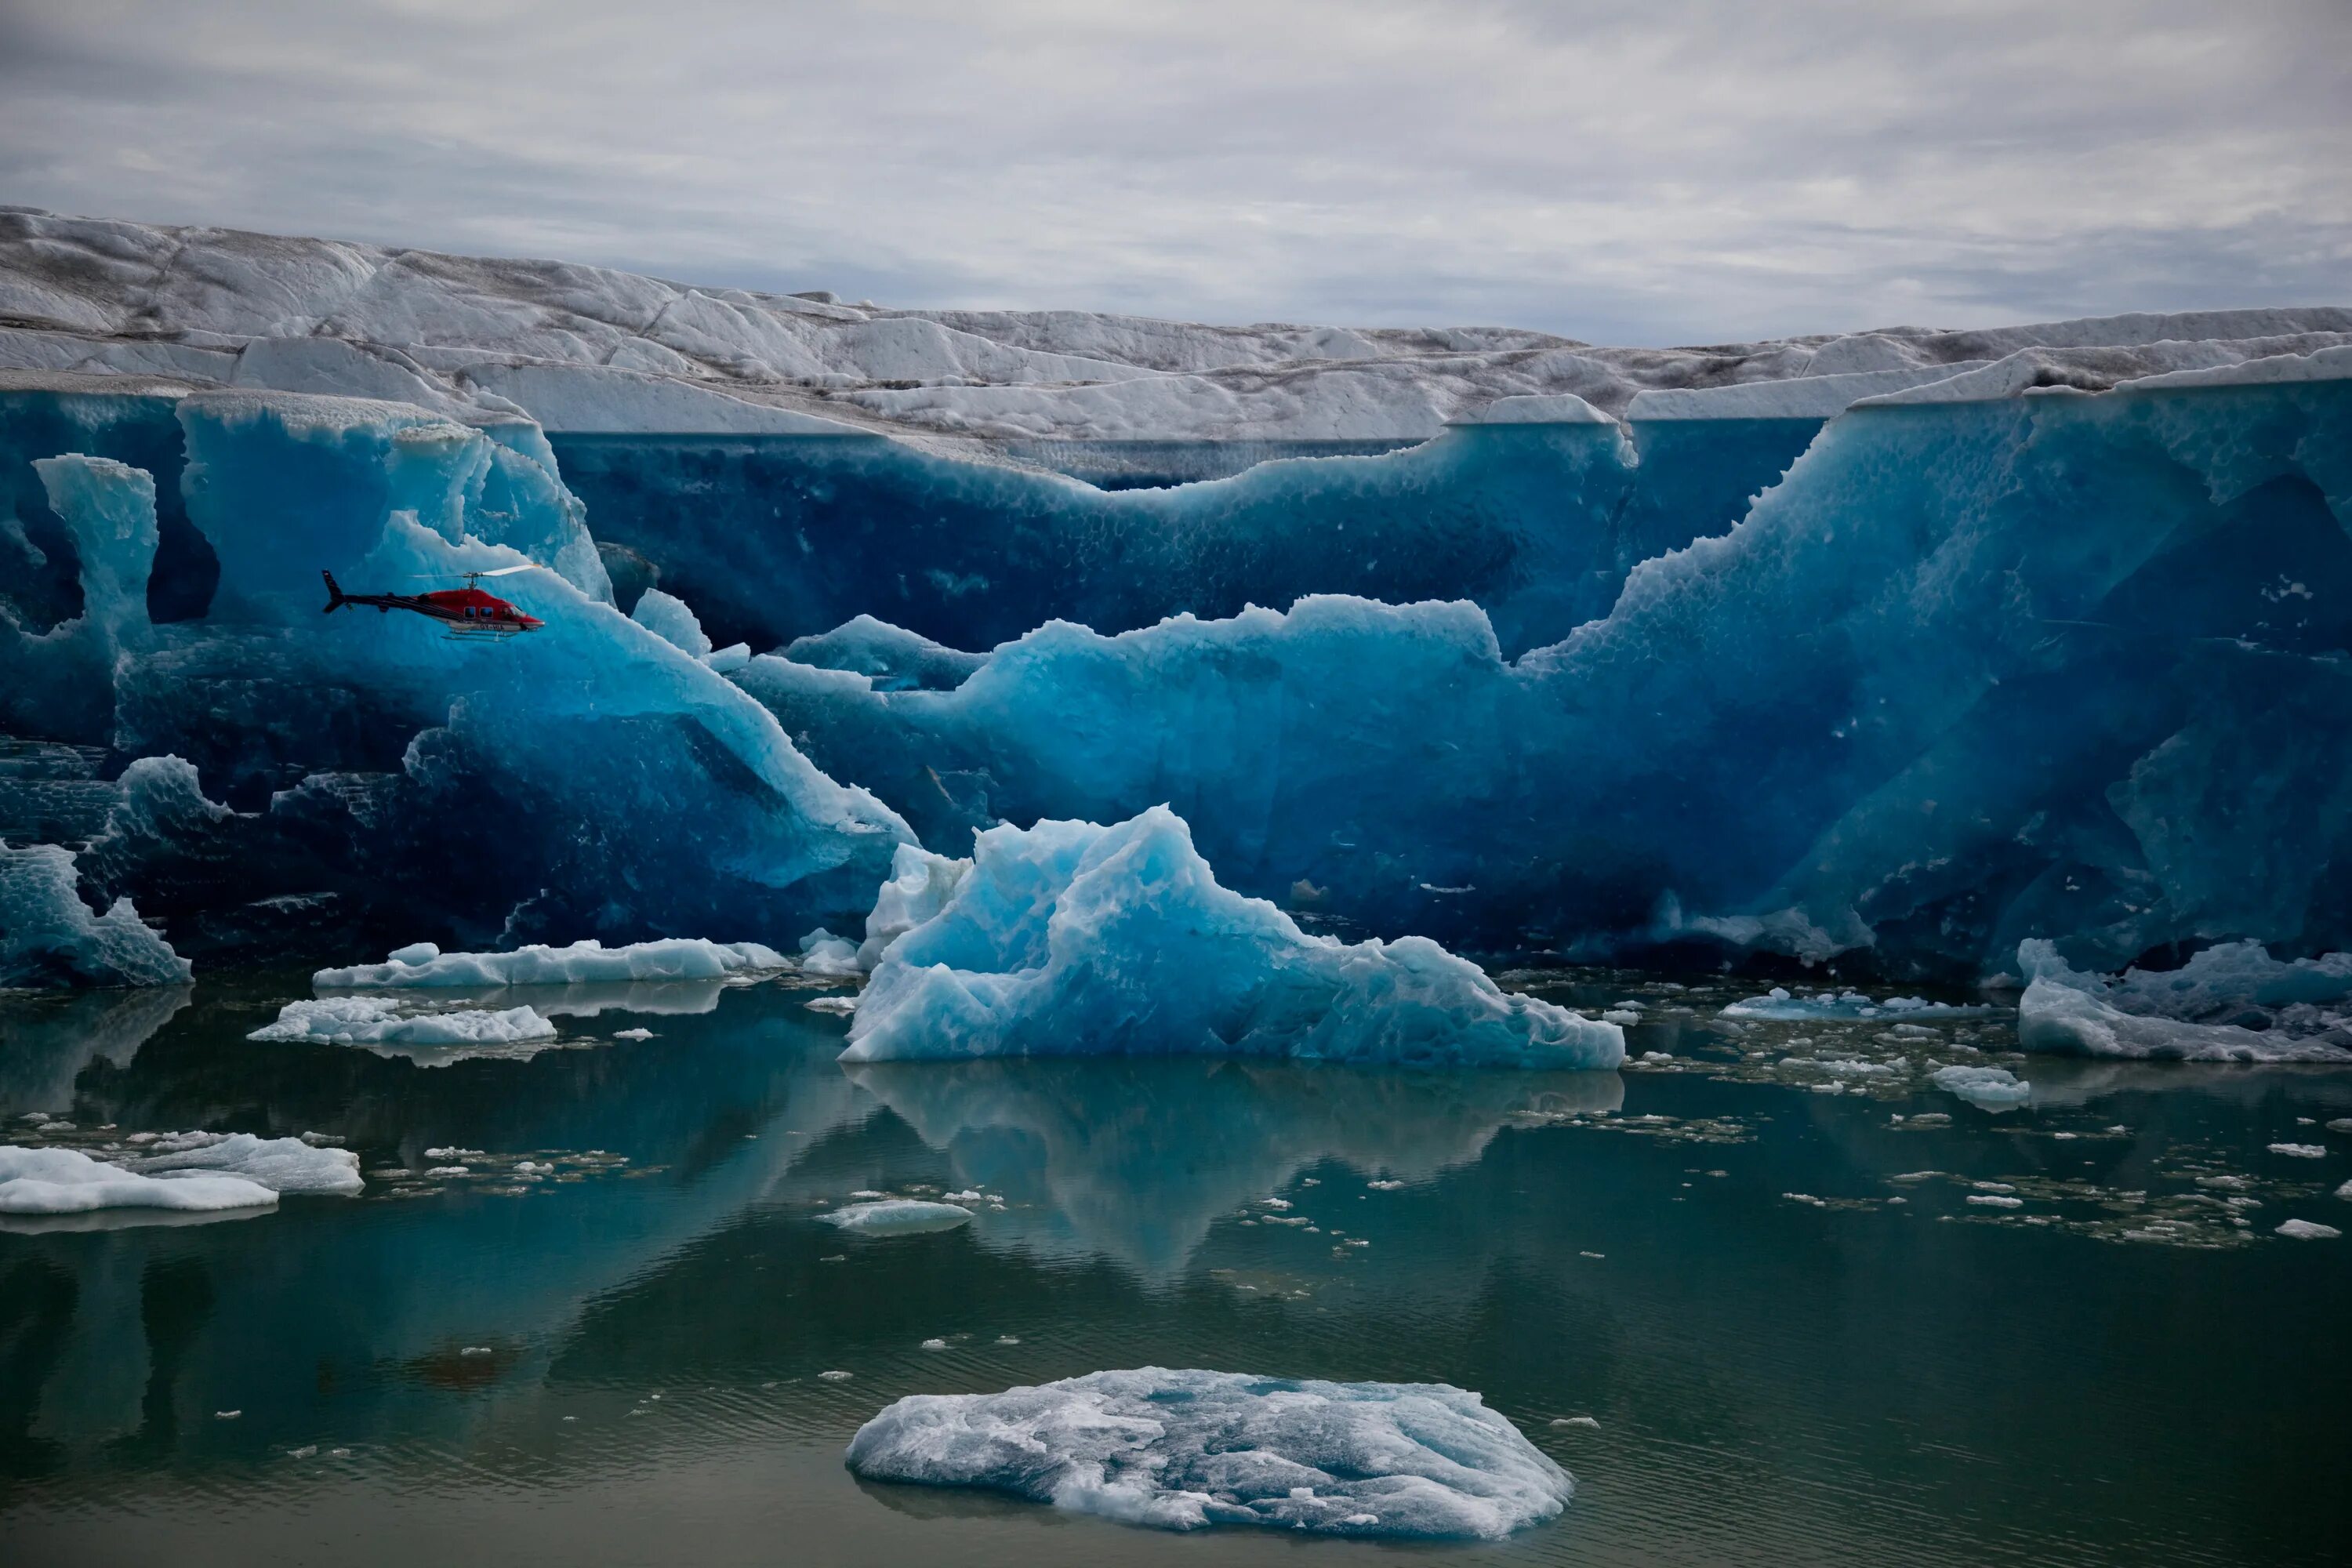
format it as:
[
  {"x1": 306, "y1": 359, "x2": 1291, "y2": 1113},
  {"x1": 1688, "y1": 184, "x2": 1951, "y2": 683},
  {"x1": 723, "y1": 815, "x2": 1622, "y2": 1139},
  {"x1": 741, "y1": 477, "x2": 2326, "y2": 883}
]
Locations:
[{"x1": 3, "y1": 971, "x2": 2349, "y2": 1565}]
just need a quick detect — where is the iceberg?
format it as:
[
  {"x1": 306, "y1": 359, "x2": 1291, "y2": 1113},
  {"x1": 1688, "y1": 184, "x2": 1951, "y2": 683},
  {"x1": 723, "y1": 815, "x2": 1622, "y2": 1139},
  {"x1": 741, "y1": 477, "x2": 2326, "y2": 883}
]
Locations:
[
  {"x1": 839, "y1": 808, "x2": 1622, "y2": 1069},
  {"x1": 0, "y1": 1143, "x2": 276, "y2": 1216},
  {"x1": 1, "y1": 841, "x2": 191, "y2": 989},
  {"x1": 127, "y1": 1130, "x2": 365, "y2": 1195},
  {"x1": 314, "y1": 937, "x2": 789, "y2": 988},
  {"x1": 249, "y1": 995, "x2": 557, "y2": 1048},
  {"x1": 844, "y1": 1367, "x2": 1571, "y2": 1538},
  {"x1": 817, "y1": 1198, "x2": 974, "y2": 1235},
  {"x1": 1929, "y1": 1065, "x2": 2034, "y2": 1107},
  {"x1": 2016, "y1": 940, "x2": 2352, "y2": 1062}
]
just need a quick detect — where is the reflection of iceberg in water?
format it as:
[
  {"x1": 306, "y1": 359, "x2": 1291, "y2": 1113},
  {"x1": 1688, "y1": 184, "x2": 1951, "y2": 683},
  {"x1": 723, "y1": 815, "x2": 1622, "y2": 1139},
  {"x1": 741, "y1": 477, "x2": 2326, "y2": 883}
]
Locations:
[
  {"x1": 851, "y1": 1058, "x2": 1621, "y2": 1277},
  {"x1": 2018, "y1": 1055, "x2": 2352, "y2": 1110},
  {"x1": 8, "y1": 1003, "x2": 875, "y2": 1465},
  {"x1": 0, "y1": 983, "x2": 191, "y2": 1113}
]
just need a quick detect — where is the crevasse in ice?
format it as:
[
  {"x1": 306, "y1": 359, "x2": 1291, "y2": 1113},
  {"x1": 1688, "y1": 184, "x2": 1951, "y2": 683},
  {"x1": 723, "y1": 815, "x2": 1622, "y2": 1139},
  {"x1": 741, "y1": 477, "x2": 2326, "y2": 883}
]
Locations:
[
  {"x1": 844, "y1": 1367, "x2": 1572, "y2": 1538},
  {"x1": 840, "y1": 807, "x2": 1623, "y2": 1069}
]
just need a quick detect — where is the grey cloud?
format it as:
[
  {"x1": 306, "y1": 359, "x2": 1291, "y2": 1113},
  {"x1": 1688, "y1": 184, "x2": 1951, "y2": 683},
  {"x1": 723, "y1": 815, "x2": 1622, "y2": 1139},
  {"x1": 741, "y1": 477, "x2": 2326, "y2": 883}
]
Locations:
[{"x1": 0, "y1": 0, "x2": 2344, "y2": 343}]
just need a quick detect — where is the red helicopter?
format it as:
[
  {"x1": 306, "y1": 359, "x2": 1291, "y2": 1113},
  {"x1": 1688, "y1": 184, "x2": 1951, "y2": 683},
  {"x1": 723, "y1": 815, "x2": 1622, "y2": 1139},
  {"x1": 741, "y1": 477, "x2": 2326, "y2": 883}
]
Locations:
[{"x1": 321, "y1": 567, "x2": 545, "y2": 638}]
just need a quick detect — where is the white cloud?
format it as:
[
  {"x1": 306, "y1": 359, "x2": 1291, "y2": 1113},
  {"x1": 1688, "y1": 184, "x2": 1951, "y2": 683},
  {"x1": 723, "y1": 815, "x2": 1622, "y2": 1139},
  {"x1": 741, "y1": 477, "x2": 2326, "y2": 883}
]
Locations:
[{"x1": 1, "y1": 0, "x2": 2344, "y2": 341}]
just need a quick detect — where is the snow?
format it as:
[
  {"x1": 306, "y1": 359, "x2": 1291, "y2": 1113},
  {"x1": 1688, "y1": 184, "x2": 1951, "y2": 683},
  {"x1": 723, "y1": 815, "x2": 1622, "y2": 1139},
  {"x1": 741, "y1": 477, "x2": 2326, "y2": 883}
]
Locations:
[
  {"x1": 844, "y1": 1367, "x2": 1570, "y2": 1539},
  {"x1": 1930, "y1": 1065, "x2": 2033, "y2": 1107},
  {"x1": 0, "y1": 1144, "x2": 277, "y2": 1215},
  {"x1": 818, "y1": 1199, "x2": 974, "y2": 1235},
  {"x1": 839, "y1": 808, "x2": 1622, "y2": 1070},
  {"x1": 315, "y1": 938, "x2": 793, "y2": 988},
  {"x1": 2016, "y1": 941, "x2": 2352, "y2": 1062},
  {"x1": 249, "y1": 995, "x2": 557, "y2": 1047},
  {"x1": 2, "y1": 842, "x2": 191, "y2": 989}
]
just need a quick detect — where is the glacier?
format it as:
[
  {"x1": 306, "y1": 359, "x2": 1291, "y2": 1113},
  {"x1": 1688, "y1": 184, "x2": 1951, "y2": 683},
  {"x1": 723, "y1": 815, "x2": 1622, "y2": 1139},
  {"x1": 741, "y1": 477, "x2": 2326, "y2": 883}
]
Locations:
[
  {"x1": 843, "y1": 1367, "x2": 1571, "y2": 1538},
  {"x1": 3, "y1": 209, "x2": 2351, "y2": 997},
  {"x1": 840, "y1": 808, "x2": 1623, "y2": 1069}
]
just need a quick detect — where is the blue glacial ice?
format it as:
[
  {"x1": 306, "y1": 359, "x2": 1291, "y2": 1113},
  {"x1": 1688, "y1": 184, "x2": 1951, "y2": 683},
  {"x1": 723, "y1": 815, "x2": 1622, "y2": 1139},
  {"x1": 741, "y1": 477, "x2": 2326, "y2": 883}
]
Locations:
[
  {"x1": 838, "y1": 807, "x2": 1623, "y2": 1069},
  {"x1": 844, "y1": 1367, "x2": 1572, "y2": 1538},
  {"x1": 2016, "y1": 939, "x2": 2352, "y2": 1062},
  {"x1": 748, "y1": 360, "x2": 2352, "y2": 977},
  {"x1": 1, "y1": 840, "x2": 190, "y2": 989}
]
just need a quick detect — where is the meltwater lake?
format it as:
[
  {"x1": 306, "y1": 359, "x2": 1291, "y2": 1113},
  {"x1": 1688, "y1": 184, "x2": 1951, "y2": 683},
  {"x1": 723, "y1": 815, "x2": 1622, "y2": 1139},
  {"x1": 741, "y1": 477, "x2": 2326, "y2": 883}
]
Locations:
[{"x1": 3, "y1": 971, "x2": 2347, "y2": 1567}]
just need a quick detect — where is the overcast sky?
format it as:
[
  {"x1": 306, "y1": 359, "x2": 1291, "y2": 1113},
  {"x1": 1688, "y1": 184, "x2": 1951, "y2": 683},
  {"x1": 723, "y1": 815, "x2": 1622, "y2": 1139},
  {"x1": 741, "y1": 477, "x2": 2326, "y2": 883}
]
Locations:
[{"x1": 2, "y1": 0, "x2": 2346, "y2": 343}]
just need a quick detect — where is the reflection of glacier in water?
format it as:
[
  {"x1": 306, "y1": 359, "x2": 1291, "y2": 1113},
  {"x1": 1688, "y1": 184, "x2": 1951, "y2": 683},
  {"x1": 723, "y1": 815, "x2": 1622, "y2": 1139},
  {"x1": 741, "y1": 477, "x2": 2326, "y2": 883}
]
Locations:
[
  {"x1": 0, "y1": 984, "x2": 190, "y2": 1114},
  {"x1": 853, "y1": 1058, "x2": 1621, "y2": 1277}
]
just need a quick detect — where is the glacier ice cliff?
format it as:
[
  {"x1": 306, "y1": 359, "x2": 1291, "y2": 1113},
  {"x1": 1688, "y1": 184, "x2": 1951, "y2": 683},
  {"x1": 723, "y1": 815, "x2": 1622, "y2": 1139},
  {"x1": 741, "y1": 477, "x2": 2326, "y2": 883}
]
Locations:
[
  {"x1": 840, "y1": 808, "x2": 1622, "y2": 1069},
  {"x1": 844, "y1": 1368, "x2": 1571, "y2": 1538},
  {"x1": 5, "y1": 208, "x2": 2352, "y2": 992}
]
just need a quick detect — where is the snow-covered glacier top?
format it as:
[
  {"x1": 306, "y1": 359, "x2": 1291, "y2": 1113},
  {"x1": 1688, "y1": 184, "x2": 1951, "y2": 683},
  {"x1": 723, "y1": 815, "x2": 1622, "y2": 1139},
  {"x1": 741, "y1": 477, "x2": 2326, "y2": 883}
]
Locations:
[{"x1": 5, "y1": 209, "x2": 2347, "y2": 443}]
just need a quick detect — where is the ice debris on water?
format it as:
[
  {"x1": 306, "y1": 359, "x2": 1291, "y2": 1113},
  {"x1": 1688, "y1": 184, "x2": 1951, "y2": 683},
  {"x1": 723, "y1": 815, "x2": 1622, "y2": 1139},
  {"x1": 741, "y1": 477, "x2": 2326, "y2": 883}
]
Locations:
[
  {"x1": 1721, "y1": 986, "x2": 1989, "y2": 1022},
  {"x1": 2016, "y1": 940, "x2": 2352, "y2": 1062},
  {"x1": 250, "y1": 996, "x2": 556, "y2": 1047},
  {"x1": 316, "y1": 938, "x2": 791, "y2": 989},
  {"x1": 818, "y1": 1200, "x2": 974, "y2": 1235},
  {"x1": 1929, "y1": 1065, "x2": 2032, "y2": 1107},
  {"x1": 839, "y1": 808, "x2": 1621, "y2": 1069},
  {"x1": 612, "y1": 1026, "x2": 654, "y2": 1040},
  {"x1": 2276, "y1": 1219, "x2": 2341, "y2": 1240},
  {"x1": 2268, "y1": 1144, "x2": 2327, "y2": 1159},
  {"x1": 844, "y1": 1367, "x2": 1571, "y2": 1538}
]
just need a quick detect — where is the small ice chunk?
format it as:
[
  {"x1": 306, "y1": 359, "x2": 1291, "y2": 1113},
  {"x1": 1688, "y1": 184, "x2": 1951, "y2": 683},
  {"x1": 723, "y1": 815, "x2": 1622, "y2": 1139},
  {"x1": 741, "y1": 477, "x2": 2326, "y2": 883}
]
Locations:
[
  {"x1": 1966, "y1": 1194, "x2": 2025, "y2": 1207},
  {"x1": 2268, "y1": 1143, "x2": 2326, "y2": 1158},
  {"x1": 818, "y1": 1200, "x2": 974, "y2": 1235},
  {"x1": 920, "y1": 1338, "x2": 949, "y2": 1351},
  {"x1": 1930, "y1": 1065, "x2": 2031, "y2": 1106},
  {"x1": 818, "y1": 1370, "x2": 853, "y2": 1381},
  {"x1": 612, "y1": 1026, "x2": 655, "y2": 1040},
  {"x1": 2276, "y1": 1219, "x2": 2341, "y2": 1240},
  {"x1": 215, "y1": 1410, "x2": 242, "y2": 1420},
  {"x1": 1549, "y1": 1415, "x2": 1601, "y2": 1430},
  {"x1": 797, "y1": 927, "x2": 864, "y2": 976},
  {"x1": 251, "y1": 996, "x2": 556, "y2": 1047},
  {"x1": 845, "y1": 1368, "x2": 1571, "y2": 1538}
]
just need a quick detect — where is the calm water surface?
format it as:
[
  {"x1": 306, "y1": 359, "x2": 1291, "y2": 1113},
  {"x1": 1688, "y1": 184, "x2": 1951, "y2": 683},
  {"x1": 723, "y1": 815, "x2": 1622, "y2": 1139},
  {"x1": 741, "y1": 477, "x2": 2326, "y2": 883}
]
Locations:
[{"x1": 3, "y1": 971, "x2": 2349, "y2": 1566}]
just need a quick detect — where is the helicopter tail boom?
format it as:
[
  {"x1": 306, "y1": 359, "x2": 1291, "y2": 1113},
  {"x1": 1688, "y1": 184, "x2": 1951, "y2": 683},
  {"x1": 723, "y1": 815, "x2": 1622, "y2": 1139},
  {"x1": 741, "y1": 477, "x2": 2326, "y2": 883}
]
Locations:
[{"x1": 321, "y1": 570, "x2": 347, "y2": 614}]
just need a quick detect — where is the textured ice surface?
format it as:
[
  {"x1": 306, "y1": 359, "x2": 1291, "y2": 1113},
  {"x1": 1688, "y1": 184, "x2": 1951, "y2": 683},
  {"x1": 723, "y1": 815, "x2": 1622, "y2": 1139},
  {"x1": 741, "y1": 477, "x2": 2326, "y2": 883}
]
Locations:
[
  {"x1": 1930, "y1": 1065, "x2": 2034, "y2": 1107},
  {"x1": 844, "y1": 1367, "x2": 1571, "y2": 1538},
  {"x1": 1, "y1": 842, "x2": 191, "y2": 989},
  {"x1": 0, "y1": 1144, "x2": 276, "y2": 1215},
  {"x1": 818, "y1": 1199, "x2": 974, "y2": 1235},
  {"x1": 750, "y1": 364, "x2": 2352, "y2": 975},
  {"x1": 129, "y1": 1131, "x2": 364, "y2": 1195},
  {"x1": 841, "y1": 808, "x2": 1621, "y2": 1069},
  {"x1": 2017, "y1": 940, "x2": 2352, "y2": 1062},
  {"x1": 1721, "y1": 987, "x2": 1991, "y2": 1022},
  {"x1": 314, "y1": 938, "x2": 790, "y2": 988},
  {"x1": 786, "y1": 615, "x2": 988, "y2": 692},
  {"x1": 9, "y1": 212, "x2": 2345, "y2": 439},
  {"x1": 250, "y1": 995, "x2": 557, "y2": 1047}
]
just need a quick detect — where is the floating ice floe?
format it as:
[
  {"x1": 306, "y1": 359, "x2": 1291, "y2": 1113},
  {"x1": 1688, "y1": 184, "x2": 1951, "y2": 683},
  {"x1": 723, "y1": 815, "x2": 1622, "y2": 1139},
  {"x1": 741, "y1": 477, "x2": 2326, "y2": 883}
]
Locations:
[
  {"x1": 251, "y1": 996, "x2": 557, "y2": 1048},
  {"x1": 130, "y1": 1131, "x2": 364, "y2": 1195},
  {"x1": 1719, "y1": 986, "x2": 1991, "y2": 1022},
  {"x1": 1929, "y1": 1065, "x2": 2033, "y2": 1107},
  {"x1": 795, "y1": 928, "x2": 864, "y2": 976},
  {"x1": 839, "y1": 808, "x2": 1621, "y2": 1069},
  {"x1": 2016, "y1": 940, "x2": 2352, "y2": 1062},
  {"x1": 314, "y1": 938, "x2": 791, "y2": 989},
  {"x1": 818, "y1": 1199, "x2": 974, "y2": 1235},
  {"x1": 845, "y1": 1367, "x2": 1570, "y2": 1538},
  {"x1": 2276, "y1": 1219, "x2": 2340, "y2": 1240},
  {"x1": 1, "y1": 1144, "x2": 276, "y2": 1216}
]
